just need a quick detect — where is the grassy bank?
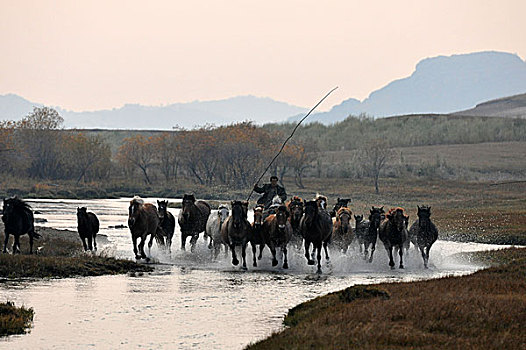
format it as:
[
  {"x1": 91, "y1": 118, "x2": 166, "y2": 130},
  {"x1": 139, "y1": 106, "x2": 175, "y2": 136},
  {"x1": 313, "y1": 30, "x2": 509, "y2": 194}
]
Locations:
[
  {"x1": 247, "y1": 248, "x2": 526, "y2": 350},
  {"x1": 0, "y1": 224, "x2": 152, "y2": 279},
  {"x1": 0, "y1": 301, "x2": 34, "y2": 336}
]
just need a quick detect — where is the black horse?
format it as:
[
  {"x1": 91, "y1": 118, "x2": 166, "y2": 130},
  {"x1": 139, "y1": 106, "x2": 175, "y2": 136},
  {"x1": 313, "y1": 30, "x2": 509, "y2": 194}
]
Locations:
[
  {"x1": 2, "y1": 196, "x2": 41, "y2": 254},
  {"x1": 178, "y1": 194, "x2": 211, "y2": 252},
  {"x1": 157, "y1": 200, "x2": 176, "y2": 252},
  {"x1": 379, "y1": 207, "x2": 409, "y2": 269},
  {"x1": 362, "y1": 206, "x2": 384, "y2": 263},
  {"x1": 300, "y1": 200, "x2": 333, "y2": 274},
  {"x1": 409, "y1": 205, "x2": 438, "y2": 268},
  {"x1": 76, "y1": 207, "x2": 99, "y2": 251},
  {"x1": 329, "y1": 197, "x2": 351, "y2": 217},
  {"x1": 221, "y1": 200, "x2": 251, "y2": 269}
]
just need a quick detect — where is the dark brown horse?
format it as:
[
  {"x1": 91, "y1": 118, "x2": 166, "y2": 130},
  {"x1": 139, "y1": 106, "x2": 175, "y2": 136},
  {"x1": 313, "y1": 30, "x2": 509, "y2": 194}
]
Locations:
[
  {"x1": 2, "y1": 196, "x2": 40, "y2": 254},
  {"x1": 331, "y1": 207, "x2": 354, "y2": 254},
  {"x1": 329, "y1": 197, "x2": 351, "y2": 217},
  {"x1": 178, "y1": 194, "x2": 211, "y2": 252},
  {"x1": 362, "y1": 206, "x2": 384, "y2": 263},
  {"x1": 157, "y1": 200, "x2": 175, "y2": 252},
  {"x1": 379, "y1": 207, "x2": 409, "y2": 269},
  {"x1": 409, "y1": 205, "x2": 438, "y2": 268},
  {"x1": 128, "y1": 196, "x2": 164, "y2": 261},
  {"x1": 248, "y1": 205, "x2": 266, "y2": 267},
  {"x1": 262, "y1": 204, "x2": 292, "y2": 269},
  {"x1": 220, "y1": 200, "x2": 251, "y2": 269},
  {"x1": 286, "y1": 196, "x2": 304, "y2": 248},
  {"x1": 76, "y1": 207, "x2": 99, "y2": 251},
  {"x1": 300, "y1": 200, "x2": 333, "y2": 273}
]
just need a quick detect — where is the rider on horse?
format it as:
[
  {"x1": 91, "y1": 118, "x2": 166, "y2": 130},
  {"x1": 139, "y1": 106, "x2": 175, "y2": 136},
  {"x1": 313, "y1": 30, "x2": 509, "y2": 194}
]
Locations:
[{"x1": 253, "y1": 175, "x2": 287, "y2": 210}]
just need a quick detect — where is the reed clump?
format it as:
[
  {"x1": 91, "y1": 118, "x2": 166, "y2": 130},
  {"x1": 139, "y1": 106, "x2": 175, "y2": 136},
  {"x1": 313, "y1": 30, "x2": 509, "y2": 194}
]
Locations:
[{"x1": 0, "y1": 301, "x2": 34, "y2": 336}]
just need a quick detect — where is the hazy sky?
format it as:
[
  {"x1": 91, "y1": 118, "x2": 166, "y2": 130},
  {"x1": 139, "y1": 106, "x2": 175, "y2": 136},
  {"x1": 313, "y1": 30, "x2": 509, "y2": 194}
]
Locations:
[{"x1": 1, "y1": 0, "x2": 525, "y2": 111}]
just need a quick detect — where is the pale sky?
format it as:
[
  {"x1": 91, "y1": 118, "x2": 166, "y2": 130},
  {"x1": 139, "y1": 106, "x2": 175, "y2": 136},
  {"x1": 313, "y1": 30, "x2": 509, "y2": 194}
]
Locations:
[{"x1": 1, "y1": 0, "x2": 525, "y2": 112}]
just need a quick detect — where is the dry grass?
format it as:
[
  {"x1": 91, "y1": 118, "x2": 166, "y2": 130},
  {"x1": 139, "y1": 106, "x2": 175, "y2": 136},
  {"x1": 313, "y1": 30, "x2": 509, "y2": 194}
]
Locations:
[
  {"x1": 247, "y1": 248, "x2": 526, "y2": 350},
  {"x1": 0, "y1": 301, "x2": 34, "y2": 336}
]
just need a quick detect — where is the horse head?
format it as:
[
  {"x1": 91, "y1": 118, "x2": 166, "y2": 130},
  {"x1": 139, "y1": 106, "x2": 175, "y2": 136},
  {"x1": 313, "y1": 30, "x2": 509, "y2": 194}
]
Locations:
[
  {"x1": 128, "y1": 196, "x2": 144, "y2": 227},
  {"x1": 253, "y1": 205, "x2": 264, "y2": 227},
  {"x1": 230, "y1": 200, "x2": 248, "y2": 229},
  {"x1": 218, "y1": 204, "x2": 230, "y2": 225},
  {"x1": 417, "y1": 205, "x2": 432, "y2": 221},
  {"x1": 287, "y1": 196, "x2": 304, "y2": 224},
  {"x1": 387, "y1": 207, "x2": 408, "y2": 232},
  {"x1": 303, "y1": 200, "x2": 319, "y2": 226},
  {"x1": 77, "y1": 207, "x2": 88, "y2": 221},
  {"x1": 369, "y1": 206, "x2": 384, "y2": 227},
  {"x1": 181, "y1": 194, "x2": 196, "y2": 221},
  {"x1": 275, "y1": 205, "x2": 290, "y2": 230},
  {"x1": 157, "y1": 200, "x2": 169, "y2": 219},
  {"x1": 315, "y1": 194, "x2": 328, "y2": 210},
  {"x1": 354, "y1": 214, "x2": 364, "y2": 224},
  {"x1": 336, "y1": 207, "x2": 352, "y2": 234}
]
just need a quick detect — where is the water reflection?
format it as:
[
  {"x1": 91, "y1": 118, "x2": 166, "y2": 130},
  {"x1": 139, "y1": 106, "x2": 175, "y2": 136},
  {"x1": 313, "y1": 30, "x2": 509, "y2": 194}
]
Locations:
[{"x1": 0, "y1": 198, "x2": 516, "y2": 349}]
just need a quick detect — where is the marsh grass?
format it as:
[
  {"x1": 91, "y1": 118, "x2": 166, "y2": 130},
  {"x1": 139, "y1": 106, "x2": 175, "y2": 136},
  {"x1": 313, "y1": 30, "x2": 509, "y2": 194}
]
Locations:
[
  {"x1": 247, "y1": 248, "x2": 526, "y2": 350},
  {"x1": 0, "y1": 301, "x2": 34, "y2": 336}
]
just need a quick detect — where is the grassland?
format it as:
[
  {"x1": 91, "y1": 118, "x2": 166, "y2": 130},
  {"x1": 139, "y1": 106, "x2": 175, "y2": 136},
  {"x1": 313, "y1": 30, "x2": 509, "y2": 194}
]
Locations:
[{"x1": 247, "y1": 247, "x2": 526, "y2": 350}]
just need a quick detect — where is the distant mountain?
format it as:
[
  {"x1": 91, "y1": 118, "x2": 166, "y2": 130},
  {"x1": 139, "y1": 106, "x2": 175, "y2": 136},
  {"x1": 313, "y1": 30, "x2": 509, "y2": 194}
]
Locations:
[
  {"x1": 452, "y1": 93, "x2": 526, "y2": 118},
  {"x1": 0, "y1": 95, "x2": 308, "y2": 130},
  {"x1": 289, "y1": 51, "x2": 526, "y2": 124}
]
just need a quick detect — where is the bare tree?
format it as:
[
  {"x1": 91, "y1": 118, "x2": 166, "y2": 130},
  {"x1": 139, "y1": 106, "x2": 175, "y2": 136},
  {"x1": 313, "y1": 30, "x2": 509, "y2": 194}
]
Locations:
[{"x1": 358, "y1": 139, "x2": 394, "y2": 194}]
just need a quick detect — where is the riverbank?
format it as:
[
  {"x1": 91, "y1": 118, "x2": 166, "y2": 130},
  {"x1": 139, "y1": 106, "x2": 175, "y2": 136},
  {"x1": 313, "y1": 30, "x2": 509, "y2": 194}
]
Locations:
[
  {"x1": 0, "y1": 223, "x2": 152, "y2": 279},
  {"x1": 247, "y1": 247, "x2": 526, "y2": 349}
]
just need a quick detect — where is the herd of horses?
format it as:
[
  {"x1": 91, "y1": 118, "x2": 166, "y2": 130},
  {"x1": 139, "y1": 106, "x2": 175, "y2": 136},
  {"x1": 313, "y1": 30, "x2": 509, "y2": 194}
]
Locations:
[{"x1": 1, "y1": 194, "x2": 439, "y2": 273}]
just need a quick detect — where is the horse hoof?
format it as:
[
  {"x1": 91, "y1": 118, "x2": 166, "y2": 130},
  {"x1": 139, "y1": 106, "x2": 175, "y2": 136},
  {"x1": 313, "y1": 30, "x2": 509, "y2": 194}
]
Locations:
[
  {"x1": 283, "y1": 262, "x2": 289, "y2": 269},
  {"x1": 307, "y1": 260, "x2": 315, "y2": 265},
  {"x1": 272, "y1": 259, "x2": 278, "y2": 267},
  {"x1": 241, "y1": 266, "x2": 248, "y2": 271},
  {"x1": 232, "y1": 259, "x2": 239, "y2": 266},
  {"x1": 316, "y1": 269, "x2": 322, "y2": 274},
  {"x1": 253, "y1": 262, "x2": 257, "y2": 267},
  {"x1": 399, "y1": 265, "x2": 404, "y2": 269},
  {"x1": 145, "y1": 257, "x2": 150, "y2": 263},
  {"x1": 390, "y1": 266, "x2": 395, "y2": 270}
]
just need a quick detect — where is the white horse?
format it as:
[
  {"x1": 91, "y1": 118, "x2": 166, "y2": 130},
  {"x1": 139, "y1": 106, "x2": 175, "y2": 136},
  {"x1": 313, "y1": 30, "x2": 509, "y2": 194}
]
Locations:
[{"x1": 205, "y1": 204, "x2": 230, "y2": 259}]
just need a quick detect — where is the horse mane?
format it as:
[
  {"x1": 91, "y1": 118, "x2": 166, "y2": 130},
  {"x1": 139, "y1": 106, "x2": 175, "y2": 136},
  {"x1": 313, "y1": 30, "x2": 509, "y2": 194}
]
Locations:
[
  {"x1": 130, "y1": 196, "x2": 144, "y2": 206},
  {"x1": 387, "y1": 207, "x2": 408, "y2": 218},
  {"x1": 218, "y1": 203, "x2": 229, "y2": 210},
  {"x1": 4, "y1": 196, "x2": 32, "y2": 211},
  {"x1": 337, "y1": 207, "x2": 352, "y2": 216}
]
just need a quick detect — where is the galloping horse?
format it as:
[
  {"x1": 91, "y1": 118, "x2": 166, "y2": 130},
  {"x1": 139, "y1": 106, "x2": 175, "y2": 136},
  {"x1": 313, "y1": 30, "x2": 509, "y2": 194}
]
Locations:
[
  {"x1": 262, "y1": 204, "x2": 292, "y2": 269},
  {"x1": 332, "y1": 207, "x2": 354, "y2": 254},
  {"x1": 76, "y1": 207, "x2": 99, "y2": 251},
  {"x1": 206, "y1": 204, "x2": 230, "y2": 259},
  {"x1": 409, "y1": 205, "x2": 438, "y2": 268},
  {"x1": 379, "y1": 207, "x2": 409, "y2": 269},
  {"x1": 354, "y1": 214, "x2": 368, "y2": 253},
  {"x1": 220, "y1": 200, "x2": 251, "y2": 269},
  {"x1": 363, "y1": 206, "x2": 384, "y2": 263},
  {"x1": 157, "y1": 200, "x2": 175, "y2": 252},
  {"x1": 248, "y1": 205, "x2": 266, "y2": 267},
  {"x1": 300, "y1": 200, "x2": 333, "y2": 273},
  {"x1": 2, "y1": 196, "x2": 40, "y2": 254},
  {"x1": 128, "y1": 196, "x2": 164, "y2": 261},
  {"x1": 178, "y1": 194, "x2": 211, "y2": 252},
  {"x1": 286, "y1": 196, "x2": 304, "y2": 248}
]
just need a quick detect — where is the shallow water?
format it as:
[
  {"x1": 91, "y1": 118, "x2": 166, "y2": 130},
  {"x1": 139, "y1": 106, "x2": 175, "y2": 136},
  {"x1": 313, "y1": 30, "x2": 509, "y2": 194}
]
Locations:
[{"x1": 0, "y1": 198, "x2": 515, "y2": 349}]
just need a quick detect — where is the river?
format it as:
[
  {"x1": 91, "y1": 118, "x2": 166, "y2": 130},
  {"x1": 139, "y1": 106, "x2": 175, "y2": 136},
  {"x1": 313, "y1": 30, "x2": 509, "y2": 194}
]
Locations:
[{"x1": 0, "y1": 198, "x2": 512, "y2": 349}]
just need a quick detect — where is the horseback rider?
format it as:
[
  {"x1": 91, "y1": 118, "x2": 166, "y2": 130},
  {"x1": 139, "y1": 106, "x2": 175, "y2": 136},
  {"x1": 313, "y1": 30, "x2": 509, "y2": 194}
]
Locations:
[{"x1": 253, "y1": 175, "x2": 287, "y2": 210}]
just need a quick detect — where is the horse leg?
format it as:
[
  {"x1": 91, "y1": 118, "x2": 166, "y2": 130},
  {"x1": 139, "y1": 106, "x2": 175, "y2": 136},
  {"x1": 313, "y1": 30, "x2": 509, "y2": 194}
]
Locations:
[
  {"x1": 13, "y1": 235, "x2": 20, "y2": 254},
  {"x1": 132, "y1": 236, "x2": 140, "y2": 260},
  {"x1": 369, "y1": 242, "x2": 376, "y2": 263},
  {"x1": 93, "y1": 234, "x2": 97, "y2": 252},
  {"x1": 181, "y1": 232, "x2": 187, "y2": 251},
  {"x1": 282, "y1": 245, "x2": 288, "y2": 269},
  {"x1": 363, "y1": 241, "x2": 369, "y2": 260},
  {"x1": 316, "y1": 244, "x2": 322, "y2": 274},
  {"x1": 230, "y1": 244, "x2": 239, "y2": 266},
  {"x1": 29, "y1": 234, "x2": 34, "y2": 254},
  {"x1": 190, "y1": 234, "x2": 199, "y2": 253},
  {"x1": 241, "y1": 242, "x2": 247, "y2": 270},
  {"x1": 147, "y1": 232, "x2": 154, "y2": 255},
  {"x1": 269, "y1": 243, "x2": 278, "y2": 267},
  {"x1": 323, "y1": 240, "x2": 330, "y2": 261},
  {"x1": 87, "y1": 235, "x2": 93, "y2": 251},
  {"x1": 305, "y1": 241, "x2": 314, "y2": 265},
  {"x1": 81, "y1": 236, "x2": 88, "y2": 251},
  {"x1": 387, "y1": 246, "x2": 395, "y2": 269},
  {"x1": 138, "y1": 236, "x2": 149, "y2": 261},
  {"x1": 258, "y1": 244, "x2": 264, "y2": 260},
  {"x1": 398, "y1": 245, "x2": 404, "y2": 269},
  {"x1": 207, "y1": 235, "x2": 213, "y2": 250},
  {"x1": 251, "y1": 242, "x2": 257, "y2": 267},
  {"x1": 3, "y1": 232, "x2": 9, "y2": 253}
]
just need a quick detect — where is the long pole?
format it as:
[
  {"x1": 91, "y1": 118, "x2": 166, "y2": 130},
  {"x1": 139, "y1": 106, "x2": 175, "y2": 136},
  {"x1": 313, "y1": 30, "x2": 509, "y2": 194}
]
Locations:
[{"x1": 246, "y1": 87, "x2": 338, "y2": 201}]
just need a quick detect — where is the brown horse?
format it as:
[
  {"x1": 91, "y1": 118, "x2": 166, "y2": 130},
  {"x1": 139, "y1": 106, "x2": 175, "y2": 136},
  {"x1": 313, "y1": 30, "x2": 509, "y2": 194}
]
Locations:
[
  {"x1": 286, "y1": 196, "x2": 304, "y2": 248},
  {"x1": 332, "y1": 207, "x2": 354, "y2": 254},
  {"x1": 262, "y1": 204, "x2": 293, "y2": 269},
  {"x1": 178, "y1": 194, "x2": 211, "y2": 252},
  {"x1": 2, "y1": 196, "x2": 41, "y2": 254},
  {"x1": 248, "y1": 205, "x2": 266, "y2": 267},
  {"x1": 300, "y1": 200, "x2": 333, "y2": 273},
  {"x1": 157, "y1": 200, "x2": 175, "y2": 252},
  {"x1": 379, "y1": 207, "x2": 409, "y2": 269},
  {"x1": 362, "y1": 206, "x2": 384, "y2": 263},
  {"x1": 128, "y1": 196, "x2": 165, "y2": 261},
  {"x1": 329, "y1": 197, "x2": 351, "y2": 217},
  {"x1": 409, "y1": 205, "x2": 438, "y2": 268},
  {"x1": 220, "y1": 200, "x2": 251, "y2": 269}
]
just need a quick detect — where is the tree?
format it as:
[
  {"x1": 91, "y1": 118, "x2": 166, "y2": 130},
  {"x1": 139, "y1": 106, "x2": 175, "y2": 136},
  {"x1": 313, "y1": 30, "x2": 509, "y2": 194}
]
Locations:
[
  {"x1": 116, "y1": 135, "x2": 157, "y2": 184},
  {"x1": 151, "y1": 133, "x2": 180, "y2": 182},
  {"x1": 358, "y1": 139, "x2": 394, "y2": 194}
]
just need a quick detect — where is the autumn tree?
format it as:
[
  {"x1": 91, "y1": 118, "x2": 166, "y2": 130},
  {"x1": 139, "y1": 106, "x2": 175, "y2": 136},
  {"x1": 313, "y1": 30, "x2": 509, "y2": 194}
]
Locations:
[
  {"x1": 62, "y1": 133, "x2": 112, "y2": 184},
  {"x1": 178, "y1": 127, "x2": 220, "y2": 185},
  {"x1": 358, "y1": 138, "x2": 394, "y2": 194},
  {"x1": 116, "y1": 135, "x2": 157, "y2": 184},
  {"x1": 151, "y1": 133, "x2": 180, "y2": 182}
]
